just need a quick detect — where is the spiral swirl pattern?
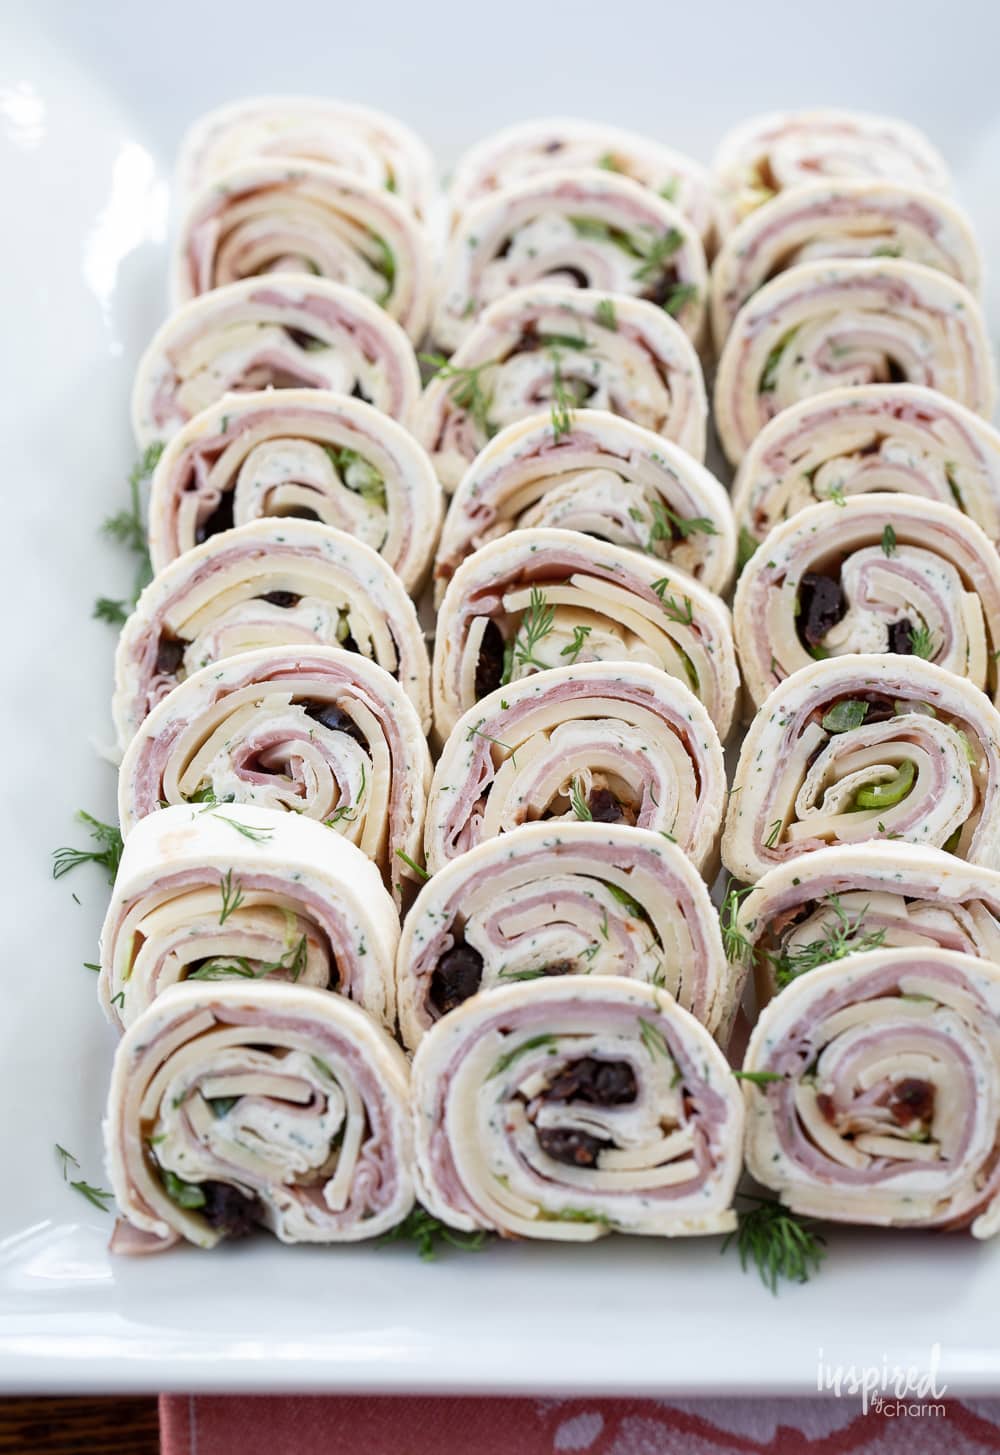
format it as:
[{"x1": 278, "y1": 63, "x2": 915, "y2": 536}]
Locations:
[
  {"x1": 112, "y1": 519, "x2": 431, "y2": 748},
  {"x1": 425, "y1": 662, "x2": 725, "y2": 874},
  {"x1": 132, "y1": 277, "x2": 420, "y2": 447},
  {"x1": 105, "y1": 981, "x2": 413, "y2": 1251}
]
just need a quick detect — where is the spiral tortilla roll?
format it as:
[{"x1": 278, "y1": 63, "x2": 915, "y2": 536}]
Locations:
[
  {"x1": 396, "y1": 823, "x2": 734, "y2": 1050},
  {"x1": 733, "y1": 494, "x2": 1000, "y2": 709},
  {"x1": 132, "y1": 277, "x2": 421, "y2": 448},
  {"x1": 424, "y1": 662, "x2": 725, "y2": 875},
  {"x1": 117, "y1": 646, "x2": 430, "y2": 903},
  {"x1": 434, "y1": 410, "x2": 734, "y2": 606},
  {"x1": 714, "y1": 110, "x2": 950, "y2": 230},
  {"x1": 434, "y1": 170, "x2": 707, "y2": 352},
  {"x1": 732, "y1": 842, "x2": 1000, "y2": 1010},
  {"x1": 176, "y1": 96, "x2": 436, "y2": 219},
  {"x1": 112, "y1": 519, "x2": 431, "y2": 750},
  {"x1": 173, "y1": 161, "x2": 433, "y2": 342},
  {"x1": 431, "y1": 526, "x2": 737, "y2": 742},
  {"x1": 742, "y1": 947, "x2": 1000, "y2": 1236},
  {"x1": 411, "y1": 977, "x2": 743, "y2": 1240},
  {"x1": 148, "y1": 389, "x2": 443, "y2": 592},
  {"x1": 710, "y1": 181, "x2": 980, "y2": 348},
  {"x1": 714, "y1": 259, "x2": 995, "y2": 466},
  {"x1": 99, "y1": 804, "x2": 397, "y2": 1032},
  {"x1": 104, "y1": 981, "x2": 413, "y2": 1252},
  {"x1": 732, "y1": 384, "x2": 1000, "y2": 555},
  {"x1": 448, "y1": 117, "x2": 719, "y2": 252},
  {"x1": 722, "y1": 654, "x2": 1000, "y2": 883},
  {"x1": 415, "y1": 284, "x2": 706, "y2": 491}
]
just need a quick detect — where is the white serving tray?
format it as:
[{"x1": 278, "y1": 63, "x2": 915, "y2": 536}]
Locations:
[{"x1": 4, "y1": 0, "x2": 1000, "y2": 1397}]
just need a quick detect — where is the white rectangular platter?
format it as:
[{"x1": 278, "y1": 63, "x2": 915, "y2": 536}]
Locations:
[{"x1": 3, "y1": 0, "x2": 1000, "y2": 1396}]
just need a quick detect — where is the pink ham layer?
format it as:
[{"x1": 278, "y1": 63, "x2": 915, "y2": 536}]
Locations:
[
  {"x1": 151, "y1": 286, "x2": 412, "y2": 433},
  {"x1": 158, "y1": 403, "x2": 414, "y2": 564},
  {"x1": 437, "y1": 675, "x2": 715, "y2": 864},
  {"x1": 409, "y1": 838, "x2": 716, "y2": 1025},
  {"x1": 424, "y1": 994, "x2": 734, "y2": 1226},
  {"x1": 753, "y1": 959, "x2": 1000, "y2": 1223},
  {"x1": 110, "y1": 999, "x2": 404, "y2": 1250}
]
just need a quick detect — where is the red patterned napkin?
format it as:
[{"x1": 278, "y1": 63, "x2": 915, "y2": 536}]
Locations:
[{"x1": 160, "y1": 1394, "x2": 1000, "y2": 1453}]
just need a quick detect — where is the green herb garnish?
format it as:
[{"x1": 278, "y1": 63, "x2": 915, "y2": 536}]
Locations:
[
  {"x1": 379, "y1": 1206, "x2": 487, "y2": 1260},
  {"x1": 723, "y1": 1197, "x2": 826, "y2": 1294},
  {"x1": 52, "y1": 813, "x2": 123, "y2": 886}
]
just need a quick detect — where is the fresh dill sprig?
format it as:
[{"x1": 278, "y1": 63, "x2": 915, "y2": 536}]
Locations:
[
  {"x1": 395, "y1": 849, "x2": 430, "y2": 881},
  {"x1": 909, "y1": 622, "x2": 937, "y2": 659},
  {"x1": 720, "y1": 881, "x2": 755, "y2": 964},
  {"x1": 767, "y1": 896, "x2": 887, "y2": 989},
  {"x1": 501, "y1": 587, "x2": 556, "y2": 682},
  {"x1": 52, "y1": 813, "x2": 124, "y2": 886},
  {"x1": 632, "y1": 226, "x2": 683, "y2": 282},
  {"x1": 881, "y1": 524, "x2": 897, "y2": 558},
  {"x1": 325, "y1": 763, "x2": 367, "y2": 826},
  {"x1": 188, "y1": 932, "x2": 308, "y2": 983},
  {"x1": 560, "y1": 623, "x2": 592, "y2": 664},
  {"x1": 218, "y1": 869, "x2": 244, "y2": 926},
  {"x1": 764, "y1": 819, "x2": 783, "y2": 849},
  {"x1": 722, "y1": 1196, "x2": 826, "y2": 1294},
  {"x1": 210, "y1": 814, "x2": 274, "y2": 843},
  {"x1": 570, "y1": 778, "x2": 593, "y2": 821},
  {"x1": 56, "y1": 1145, "x2": 114, "y2": 1213},
  {"x1": 594, "y1": 298, "x2": 617, "y2": 331},
  {"x1": 93, "y1": 596, "x2": 129, "y2": 625},
  {"x1": 651, "y1": 579, "x2": 694, "y2": 624},
  {"x1": 96, "y1": 443, "x2": 163, "y2": 623},
  {"x1": 732, "y1": 1070, "x2": 785, "y2": 1086},
  {"x1": 548, "y1": 350, "x2": 576, "y2": 441},
  {"x1": 637, "y1": 1016, "x2": 670, "y2": 1060},
  {"x1": 379, "y1": 1206, "x2": 487, "y2": 1260},
  {"x1": 663, "y1": 282, "x2": 699, "y2": 316},
  {"x1": 420, "y1": 353, "x2": 496, "y2": 437},
  {"x1": 645, "y1": 499, "x2": 718, "y2": 551}
]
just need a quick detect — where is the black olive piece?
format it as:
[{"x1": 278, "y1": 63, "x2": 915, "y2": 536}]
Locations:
[
  {"x1": 556, "y1": 266, "x2": 590, "y2": 288},
  {"x1": 889, "y1": 1078, "x2": 935, "y2": 1125},
  {"x1": 302, "y1": 700, "x2": 368, "y2": 745},
  {"x1": 888, "y1": 619, "x2": 914, "y2": 654},
  {"x1": 261, "y1": 591, "x2": 301, "y2": 608},
  {"x1": 543, "y1": 1056, "x2": 637, "y2": 1107},
  {"x1": 200, "y1": 1181, "x2": 260, "y2": 1238},
  {"x1": 536, "y1": 1126, "x2": 611, "y2": 1168},
  {"x1": 195, "y1": 489, "x2": 235, "y2": 544},
  {"x1": 429, "y1": 943, "x2": 484, "y2": 1015},
  {"x1": 797, "y1": 571, "x2": 846, "y2": 648},
  {"x1": 351, "y1": 381, "x2": 373, "y2": 405},
  {"x1": 588, "y1": 787, "x2": 624, "y2": 823},
  {"x1": 642, "y1": 273, "x2": 679, "y2": 310},
  {"x1": 475, "y1": 619, "x2": 507, "y2": 700},
  {"x1": 155, "y1": 635, "x2": 186, "y2": 675}
]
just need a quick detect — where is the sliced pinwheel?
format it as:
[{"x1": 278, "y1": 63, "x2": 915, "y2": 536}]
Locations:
[
  {"x1": 714, "y1": 259, "x2": 995, "y2": 465},
  {"x1": 148, "y1": 389, "x2": 442, "y2": 592},
  {"x1": 742, "y1": 947, "x2": 1000, "y2": 1235},
  {"x1": 396, "y1": 822, "x2": 734, "y2": 1049},
  {"x1": 448, "y1": 116, "x2": 719, "y2": 251},
  {"x1": 132, "y1": 277, "x2": 420, "y2": 448},
  {"x1": 714, "y1": 109, "x2": 950, "y2": 229},
  {"x1": 177, "y1": 96, "x2": 436, "y2": 219},
  {"x1": 173, "y1": 160, "x2": 433, "y2": 341},
  {"x1": 99, "y1": 804, "x2": 397, "y2": 1031},
  {"x1": 433, "y1": 170, "x2": 707, "y2": 350},
  {"x1": 431, "y1": 526, "x2": 737, "y2": 741},
  {"x1": 434, "y1": 409, "x2": 734, "y2": 605},
  {"x1": 732, "y1": 384, "x2": 1000, "y2": 556},
  {"x1": 415, "y1": 284, "x2": 706, "y2": 491},
  {"x1": 733, "y1": 493, "x2": 1000, "y2": 709},
  {"x1": 722, "y1": 654, "x2": 1000, "y2": 882},
  {"x1": 112, "y1": 519, "x2": 430, "y2": 748},
  {"x1": 411, "y1": 977, "x2": 743, "y2": 1240},
  {"x1": 424, "y1": 661, "x2": 725, "y2": 875},
  {"x1": 117, "y1": 646, "x2": 430, "y2": 904},
  {"x1": 105, "y1": 981, "x2": 413, "y2": 1250}
]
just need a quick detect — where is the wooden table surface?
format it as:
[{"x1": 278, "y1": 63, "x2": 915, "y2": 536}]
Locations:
[{"x1": 0, "y1": 1398, "x2": 159, "y2": 1453}]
